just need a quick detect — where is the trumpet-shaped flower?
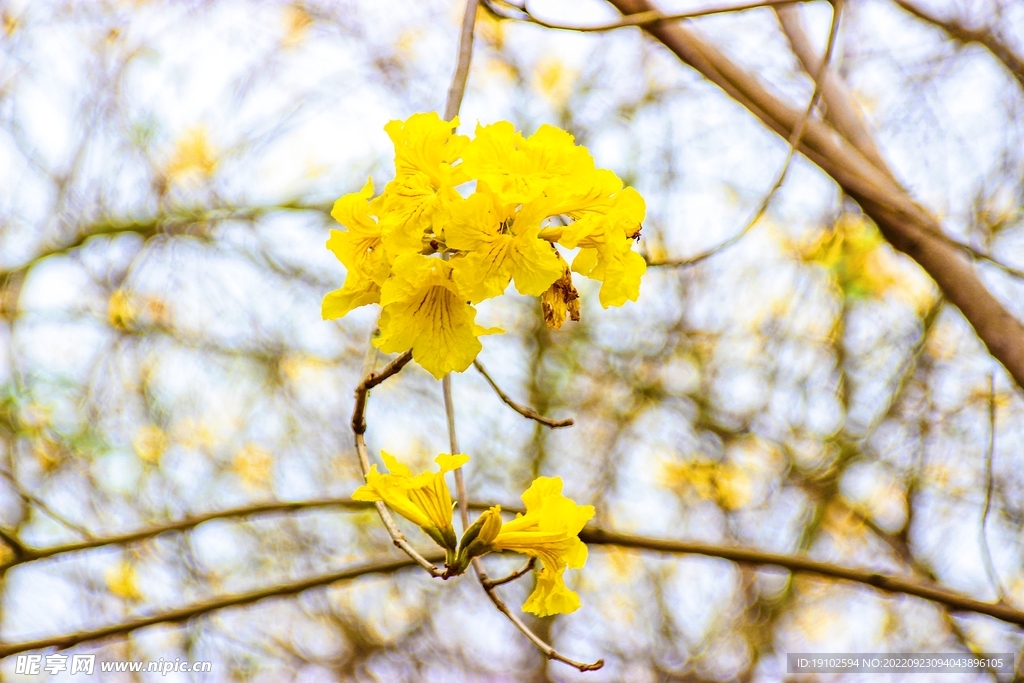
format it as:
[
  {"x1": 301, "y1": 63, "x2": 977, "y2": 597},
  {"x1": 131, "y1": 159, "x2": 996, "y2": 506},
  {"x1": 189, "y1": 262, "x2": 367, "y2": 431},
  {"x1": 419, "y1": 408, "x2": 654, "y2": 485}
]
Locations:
[
  {"x1": 460, "y1": 122, "x2": 595, "y2": 204},
  {"x1": 446, "y1": 187, "x2": 564, "y2": 302},
  {"x1": 457, "y1": 477, "x2": 594, "y2": 616},
  {"x1": 374, "y1": 253, "x2": 501, "y2": 379},
  {"x1": 322, "y1": 179, "x2": 390, "y2": 319},
  {"x1": 380, "y1": 113, "x2": 469, "y2": 255},
  {"x1": 352, "y1": 451, "x2": 469, "y2": 554}
]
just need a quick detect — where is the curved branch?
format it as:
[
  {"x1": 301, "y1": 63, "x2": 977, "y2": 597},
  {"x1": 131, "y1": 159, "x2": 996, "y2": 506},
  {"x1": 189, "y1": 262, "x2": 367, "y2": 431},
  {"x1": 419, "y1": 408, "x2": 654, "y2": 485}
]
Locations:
[
  {"x1": 483, "y1": 0, "x2": 813, "y2": 32},
  {"x1": 645, "y1": 0, "x2": 842, "y2": 269},
  {"x1": 604, "y1": 0, "x2": 1024, "y2": 390},
  {"x1": 580, "y1": 528, "x2": 1024, "y2": 627},
  {"x1": 892, "y1": 0, "x2": 1024, "y2": 92},
  {"x1": 473, "y1": 360, "x2": 574, "y2": 428},
  {"x1": 350, "y1": 348, "x2": 442, "y2": 577}
]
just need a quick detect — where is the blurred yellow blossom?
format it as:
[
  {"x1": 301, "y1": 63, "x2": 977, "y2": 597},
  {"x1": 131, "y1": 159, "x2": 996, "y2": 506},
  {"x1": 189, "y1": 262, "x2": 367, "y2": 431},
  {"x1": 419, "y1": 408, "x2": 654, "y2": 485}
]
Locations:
[
  {"x1": 133, "y1": 424, "x2": 168, "y2": 464},
  {"x1": 106, "y1": 561, "x2": 144, "y2": 601},
  {"x1": 165, "y1": 126, "x2": 218, "y2": 183},
  {"x1": 799, "y1": 214, "x2": 935, "y2": 311},
  {"x1": 108, "y1": 289, "x2": 137, "y2": 330},
  {"x1": 281, "y1": 4, "x2": 313, "y2": 48},
  {"x1": 533, "y1": 56, "x2": 577, "y2": 107},
  {"x1": 662, "y1": 457, "x2": 753, "y2": 510},
  {"x1": 233, "y1": 443, "x2": 274, "y2": 490}
]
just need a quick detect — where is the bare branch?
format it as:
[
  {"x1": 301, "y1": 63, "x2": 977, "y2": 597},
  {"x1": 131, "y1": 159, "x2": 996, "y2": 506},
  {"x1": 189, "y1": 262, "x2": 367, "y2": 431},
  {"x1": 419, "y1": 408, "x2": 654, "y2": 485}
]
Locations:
[
  {"x1": 0, "y1": 553, "x2": 440, "y2": 658},
  {"x1": 646, "y1": 0, "x2": 842, "y2": 269},
  {"x1": 351, "y1": 350, "x2": 413, "y2": 435},
  {"x1": 892, "y1": 0, "x2": 1024, "y2": 91},
  {"x1": 579, "y1": 527, "x2": 1024, "y2": 627},
  {"x1": 444, "y1": 0, "x2": 481, "y2": 120},
  {"x1": 4, "y1": 497, "x2": 1024, "y2": 629},
  {"x1": 473, "y1": 360, "x2": 574, "y2": 428},
  {"x1": 605, "y1": 0, "x2": 1024, "y2": 391},
  {"x1": 0, "y1": 471, "x2": 94, "y2": 540},
  {"x1": 482, "y1": 557, "x2": 536, "y2": 588},
  {"x1": 350, "y1": 347, "x2": 442, "y2": 577},
  {"x1": 483, "y1": 0, "x2": 813, "y2": 33},
  {"x1": 980, "y1": 373, "x2": 1005, "y2": 601}
]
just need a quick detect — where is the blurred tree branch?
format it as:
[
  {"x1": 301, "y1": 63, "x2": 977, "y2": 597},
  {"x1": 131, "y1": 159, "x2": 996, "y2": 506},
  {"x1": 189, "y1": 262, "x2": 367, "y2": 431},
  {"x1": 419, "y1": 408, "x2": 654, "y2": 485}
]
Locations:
[
  {"x1": 892, "y1": 0, "x2": 1024, "y2": 91},
  {"x1": 0, "y1": 553, "x2": 441, "y2": 659},
  {"x1": 3, "y1": 498, "x2": 1022, "y2": 630},
  {"x1": 604, "y1": 0, "x2": 1024, "y2": 391}
]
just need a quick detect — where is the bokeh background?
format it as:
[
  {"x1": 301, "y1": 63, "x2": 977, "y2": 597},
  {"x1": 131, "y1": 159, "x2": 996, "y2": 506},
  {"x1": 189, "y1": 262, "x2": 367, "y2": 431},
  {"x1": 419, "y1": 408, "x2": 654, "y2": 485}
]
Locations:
[{"x1": 2, "y1": 0, "x2": 1024, "y2": 680}]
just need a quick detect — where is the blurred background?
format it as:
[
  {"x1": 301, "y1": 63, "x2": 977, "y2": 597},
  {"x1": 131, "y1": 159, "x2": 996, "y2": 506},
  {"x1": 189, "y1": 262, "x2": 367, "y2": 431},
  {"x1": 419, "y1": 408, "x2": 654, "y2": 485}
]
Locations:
[{"x1": 2, "y1": 0, "x2": 1024, "y2": 680}]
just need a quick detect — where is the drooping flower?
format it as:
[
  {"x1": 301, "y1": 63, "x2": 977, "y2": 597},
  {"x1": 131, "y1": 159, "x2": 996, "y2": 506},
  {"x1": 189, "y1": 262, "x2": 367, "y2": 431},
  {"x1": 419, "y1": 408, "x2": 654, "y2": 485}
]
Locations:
[
  {"x1": 352, "y1": 451, "x2": 469, "y2": 558},
  {"x1": 537, "y1": 172, "x2": 647, "y2": 308},
  {"x1": 456, "y1": 476, "x2": 594, "y2": 616},
  {"x1": 374, "y1": 253, "x2": 501, "y2": 379},
  {"x1": 446, "y1": 187, "x2": 564, "y2": 302},
  {"x1": 322, "y1": 179, "x2": 390, "y2": 319}
]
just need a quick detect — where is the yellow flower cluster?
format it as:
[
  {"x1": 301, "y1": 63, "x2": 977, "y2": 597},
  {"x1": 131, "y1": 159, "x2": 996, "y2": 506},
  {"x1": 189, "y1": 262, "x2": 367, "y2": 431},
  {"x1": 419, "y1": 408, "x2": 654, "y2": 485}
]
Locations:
[
  {"x1": 323, "y1": 113, "x2": 646, "y2": 379},
  {"x1": 353, "y1": 452, "x2": 593, "y2": 617}
]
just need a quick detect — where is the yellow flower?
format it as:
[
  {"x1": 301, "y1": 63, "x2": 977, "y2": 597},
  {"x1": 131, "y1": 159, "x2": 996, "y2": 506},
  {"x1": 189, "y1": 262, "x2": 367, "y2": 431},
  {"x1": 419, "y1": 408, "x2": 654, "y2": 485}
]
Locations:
[
  {"x1": 352, "y1": 451, "x2": 469, "y2": 556},
  {"x1": 460, "y1": 121, "x2": 595, "y2": 205},
  {"x1": 538, "y1": 173, "x2": 647, "y2": 308},
  {"x1": 374, "y1": 254, "x2": 501, "y2": 379},
  {"x1": 106, "y1": 561, "x2": 144, "y2": 601},
  {"x1": 446, "y1": 187, "x2": 564, "y2": 302},
  {"x1": 380, "y1": 113, "x2": 469, "y2": 255},
  {"x1": 165, "y1": 126, "x2": 218, "y2": 184},
  {"x1": 322, "y1": 179, "x2": 390, "y2": 319},
  {"x1": 457, "y1": 477, "x2": 594, "y2": 617}
]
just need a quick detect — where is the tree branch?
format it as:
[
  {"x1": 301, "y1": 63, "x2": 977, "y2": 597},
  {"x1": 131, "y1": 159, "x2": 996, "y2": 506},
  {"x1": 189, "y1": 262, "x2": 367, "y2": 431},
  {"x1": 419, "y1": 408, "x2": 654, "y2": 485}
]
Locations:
[
  {"x1": 579, "y1": 527, "x2": 1024, "y2": 627},
  {"x1": 473, "y1": 360, "x2": 574, "y2": 428},
  {"x1": 892, "y1": 0, "x2": 1024, "y2": 92},
  {"x1": 483, "y1": 0, "x2": 812, "y2": 32},
  {"x1": 604, "y1": 0, "x2": 1024, "y2": 391},
  {"x1": 350, "y1": 348, "x2": 442, "y2": 577},
  {"x1": 0, "y1": 553, "x2": 440, "y2": 658},
  {"x1": 4, "y1": 499, "x2": 1023, "y2": 629},
  {"x1": 645, "y1": 0, "x2": 842, "y2": 269}
]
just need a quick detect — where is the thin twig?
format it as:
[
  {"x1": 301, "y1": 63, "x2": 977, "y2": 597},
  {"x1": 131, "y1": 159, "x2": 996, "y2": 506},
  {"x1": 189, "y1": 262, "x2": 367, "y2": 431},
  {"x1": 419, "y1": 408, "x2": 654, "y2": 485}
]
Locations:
[
  {"x1": 979, "y1": 372, "x2": 1005, "y2": 601},
  {"x1": 645, "y1": 0, "x2": 843, "y2": 269},
  {"x1": 0, "y1": 470, "x2": 95, "y2": 540},
  {"x1": 439, "y1": 0, "x2": 603, "y2": 670},
  {"x1": 0, "y1": 553, "x2": 441, "y2": 658},
  {"x1": 351, "y1": 350, "x2": 413, "y2": 435},
  {"x1": 0, "y1": 527, "x2": 28, "y2": 561},
  {"x1": 444, "y1": 0, "x2": 481, "y2": 121},
  {"x1": 350, "y1": 348, "x2": 441, "y2": 577},
  {"x1": 473, "y1": 360, "x2": 574, "y2": 428},
  {"x1": 892, "y1": 0, "x2": 1024, "y2": 91},
  {"x1": 482, "y1": 557, "x2": 536, "y2": 588},
  {"x1": 484, "y1": 0, "x2": 812, "y2": 32}
]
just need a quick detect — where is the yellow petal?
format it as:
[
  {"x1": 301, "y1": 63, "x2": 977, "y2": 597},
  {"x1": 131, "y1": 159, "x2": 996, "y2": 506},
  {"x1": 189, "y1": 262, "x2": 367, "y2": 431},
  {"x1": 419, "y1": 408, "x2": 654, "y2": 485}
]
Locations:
[
  {"x1": 522, "y1": 567, "x2": 581, "y2": 616},
  {"x1": 374, "y1": 254, "x2": 494, "y2": 379},
  {"x1": 321, "y1": 279, "x2": 380, "y2": 319},
  {"x1": 435, "y1": 452, "x2": 470, "y2": 471}
]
